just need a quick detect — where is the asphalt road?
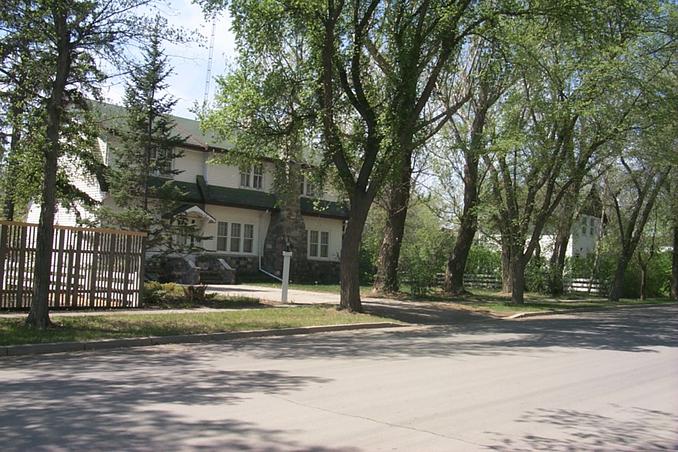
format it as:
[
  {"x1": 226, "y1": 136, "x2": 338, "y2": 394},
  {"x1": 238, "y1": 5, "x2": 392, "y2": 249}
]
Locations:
[{"x1": 1, "y1": 304, "x2": 676, "y2": 451}]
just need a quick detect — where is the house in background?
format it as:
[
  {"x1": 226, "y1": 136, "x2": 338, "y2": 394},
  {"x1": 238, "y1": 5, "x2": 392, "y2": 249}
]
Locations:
[
  {"x1": 539, "y1": 189, "x2": 604, "y2": 259},
  {"x1": 27, "y1": 103, "x2": 348, "y2": 283}
]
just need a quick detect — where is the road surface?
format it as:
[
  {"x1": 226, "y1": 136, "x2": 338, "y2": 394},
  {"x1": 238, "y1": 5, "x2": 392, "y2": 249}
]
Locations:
[{"x1": 1, "y1": 304, "x2": 676, "y2": 451}]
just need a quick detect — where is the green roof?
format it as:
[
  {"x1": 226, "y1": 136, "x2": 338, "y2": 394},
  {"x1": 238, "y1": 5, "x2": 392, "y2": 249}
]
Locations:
[{"x1": 149, "y1": 176, "x2": 348, "y2": 219}]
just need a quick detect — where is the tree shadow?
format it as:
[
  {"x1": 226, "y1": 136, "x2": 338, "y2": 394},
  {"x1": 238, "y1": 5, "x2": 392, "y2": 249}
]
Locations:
[
  {"x1": 0, "y1": 348, "x2": 349, "y2": 451},
  {"x1": 214, "y1": 304, "x2": 678, "y2": 360},
  {"x1": 486, "y1": 407, "x2": 678, "y2": 451}
]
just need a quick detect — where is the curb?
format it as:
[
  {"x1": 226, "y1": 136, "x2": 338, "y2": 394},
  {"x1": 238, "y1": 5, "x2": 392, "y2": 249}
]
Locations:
[
  {"x1": 0, "y1": 322, "x2": 404, "y2": 358},
  {"x1": 505, "y1": 302, "x2": 676, "y2": 319}
]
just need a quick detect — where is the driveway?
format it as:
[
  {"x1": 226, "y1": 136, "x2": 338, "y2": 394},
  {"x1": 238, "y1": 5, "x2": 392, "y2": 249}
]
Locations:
[
  {"x1": 0, "y1": 305, "x2": 676, "y2": 451},
  {"x1": 208, "y1": 284, "x2": 344, "y2": 304}
]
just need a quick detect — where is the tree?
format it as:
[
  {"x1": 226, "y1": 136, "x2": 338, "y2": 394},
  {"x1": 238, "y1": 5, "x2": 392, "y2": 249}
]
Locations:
[
  {"x1": 440, "y1": 42, "x2": 510, "y2": 295},
  {"x1": 98, "y1": 17, "x2": 193, "y2": 253},
  {"x1": 605, "y1": 159, "x2": 670, "y2": 301},
  {"x1": 1, "y1": 0, "x2": 151, "y2": 328},
  {"x1": 484, "y1": 1, "x2": 655, "y2": 304},
  {"x1": 200, "y1": 1, "x2": 317, "y2": 279},
  {"x1": 320, "y1": 1, "x2": 527, "y2": 309}
]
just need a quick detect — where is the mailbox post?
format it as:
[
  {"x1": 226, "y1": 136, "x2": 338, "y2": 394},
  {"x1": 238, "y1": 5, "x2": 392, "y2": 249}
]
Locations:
[{"x1": 281, "y1": 251, "x2": 292, "y2": 303}]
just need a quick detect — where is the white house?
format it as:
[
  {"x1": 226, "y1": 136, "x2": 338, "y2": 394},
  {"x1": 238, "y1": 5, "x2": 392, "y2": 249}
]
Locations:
[
  {"x1": 539, "y1": 213, "x2": 603, "y2": 258},
  {"x1": 27, "y1": 103, "x2": 348, "y2": 283}
]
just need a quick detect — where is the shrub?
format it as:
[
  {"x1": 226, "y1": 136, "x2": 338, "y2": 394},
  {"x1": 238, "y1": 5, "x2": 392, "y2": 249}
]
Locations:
[
  {"x1": 525, "y1": 256, "x2": 550, "y2": 293},
  {"x1": 465, "y1": 245, "x2": 501, "y2": 276}
]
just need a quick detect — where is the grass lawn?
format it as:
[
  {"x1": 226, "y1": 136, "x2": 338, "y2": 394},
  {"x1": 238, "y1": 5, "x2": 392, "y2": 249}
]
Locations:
[
  {"x1": 0, "y1": 306, "x2": 396, "y2": 346},
  {"x1": 421, "y1": 288, "x2": 676, "y2": 316},
  {"x1": 232, "y1": 282, "x2": 675, "y2": 316}
]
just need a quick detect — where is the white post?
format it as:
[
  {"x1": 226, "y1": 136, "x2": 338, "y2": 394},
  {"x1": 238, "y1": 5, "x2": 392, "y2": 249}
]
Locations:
[{"x1": 281, "y1": 251, "x2": 292, "y2": 303}]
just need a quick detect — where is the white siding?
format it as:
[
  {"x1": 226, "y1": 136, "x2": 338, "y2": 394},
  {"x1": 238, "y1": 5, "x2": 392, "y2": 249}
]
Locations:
[
  {"x1": 302, "y1": 215, "x2": 343, "y2": 262},
  {"x1": 27, "y1": 146, "x2": 107, "y2": 227},
  {"x1": 205, "y1": 156, "x2": 241, "y2": 189},
  {"x1": 539, "y1": 214, "x2": 601, "y2": 258},
  {"x1": 570, "y1": 214, "x2": 600, "y2": 257},
  {"x1": 174, "y1": 149, "x2": 205, "y2": 183}
]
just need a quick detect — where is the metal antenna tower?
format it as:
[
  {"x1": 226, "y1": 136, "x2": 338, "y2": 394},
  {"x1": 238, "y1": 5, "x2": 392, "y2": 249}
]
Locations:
[{"x1": 203, "y1": 19, "x2": 217, "y2": 109}]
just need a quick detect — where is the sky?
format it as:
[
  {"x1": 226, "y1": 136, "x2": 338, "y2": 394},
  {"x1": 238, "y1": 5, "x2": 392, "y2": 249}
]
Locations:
[{"x1": 102, "y1": 0, "x2": 237, "y2": 119}]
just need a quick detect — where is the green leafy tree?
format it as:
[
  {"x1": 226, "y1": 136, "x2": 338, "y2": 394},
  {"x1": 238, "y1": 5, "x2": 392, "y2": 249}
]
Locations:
[
  {"x1": 1, "y1": 0, "x2": 152, "y2": 328},
  {"x1": 485, "y1": 1, "x2": 659, "y2": 304},
  {"x1": 200, "y1": 1, "x2": 318, "y2": 278}
]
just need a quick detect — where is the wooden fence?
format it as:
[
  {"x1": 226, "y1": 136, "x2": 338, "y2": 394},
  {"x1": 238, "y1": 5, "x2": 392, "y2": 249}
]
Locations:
[
  {"x1": 436, "y1": 272, "x2": 604, "y2": 295},
  {"x1": 0, "y1": 221, "x2": 146, "y2": 309}
]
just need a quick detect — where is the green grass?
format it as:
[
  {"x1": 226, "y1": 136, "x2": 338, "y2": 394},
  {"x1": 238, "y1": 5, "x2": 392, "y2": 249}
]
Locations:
[
  {"x1": 0, "y1": 306, "x2": 396, "y2": 346},
  {"x1": 418, "y1": 288, "x2": 676, "y2": 316},
  {"x1": 145, "y1": 294, "x2": 264, "y2": 309}
]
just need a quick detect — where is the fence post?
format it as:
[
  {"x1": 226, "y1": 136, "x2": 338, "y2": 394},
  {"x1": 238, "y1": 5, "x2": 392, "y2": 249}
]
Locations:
[{"x1": 0, "y1": 224, "x2": 8, "y2": 308}]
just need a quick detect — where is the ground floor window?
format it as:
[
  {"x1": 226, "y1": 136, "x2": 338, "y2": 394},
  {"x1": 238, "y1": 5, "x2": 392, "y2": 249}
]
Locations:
[
  {"x1": 217, "y1": 221, "x2": 255, "y2": 253},
  {"x1": 308, "y1": 229, "x2": 329, "y2": 258}
]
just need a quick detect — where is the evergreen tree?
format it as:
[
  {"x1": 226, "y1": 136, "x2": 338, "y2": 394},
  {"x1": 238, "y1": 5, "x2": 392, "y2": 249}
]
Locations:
[
  {"x1": 1, "y1": 0, "x2": 151, "y2": 328},
  {"x1": 100, "y1": 18, "x2": 199, "y2": 253}
]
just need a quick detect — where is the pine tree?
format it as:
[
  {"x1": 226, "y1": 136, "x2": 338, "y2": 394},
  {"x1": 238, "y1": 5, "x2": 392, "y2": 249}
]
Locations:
[{"x1": 100, "y1": 18, "x2": 199, "y2": 253}]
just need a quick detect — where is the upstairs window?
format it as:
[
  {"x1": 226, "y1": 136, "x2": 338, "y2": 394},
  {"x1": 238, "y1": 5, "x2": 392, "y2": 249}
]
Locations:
[
  {"x1": 300, "y1": 176, "x2": 323, "y2": 198},
  {"x1": 240, "y1": 164, "x2": 263, "y2": 189},
  {"x1": 150, "y1": 148, "x2": 174, "y2": 177}
]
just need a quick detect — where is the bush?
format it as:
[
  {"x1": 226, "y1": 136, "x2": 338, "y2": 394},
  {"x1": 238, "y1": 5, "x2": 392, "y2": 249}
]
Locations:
[
  {"x1": 141, "y1": 281, "x2": 212, "y2": 307},
  {"x1": 465, "y1": 245, "x2": 501, "y2": 276},
  {"x1": 398, "y1": 205, "x2": 454, "y2": 296},
  {"x1": 525, "y1": 256, "x2": 550, "y2": 293}
]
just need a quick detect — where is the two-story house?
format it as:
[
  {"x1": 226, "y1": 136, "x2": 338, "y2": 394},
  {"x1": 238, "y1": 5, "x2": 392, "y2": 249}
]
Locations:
[{"x1": 26, "y1": 103, "x2": 348, "y2": 283}]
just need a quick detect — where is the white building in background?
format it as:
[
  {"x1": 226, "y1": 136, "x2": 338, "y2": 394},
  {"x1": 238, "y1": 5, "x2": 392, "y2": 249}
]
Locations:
[
  {"x1": 27, "y1": 103, "x2": 347, "y2": 283},
  {"x1": 539, "y1": 214, "x2": 603, "y2": 258}
]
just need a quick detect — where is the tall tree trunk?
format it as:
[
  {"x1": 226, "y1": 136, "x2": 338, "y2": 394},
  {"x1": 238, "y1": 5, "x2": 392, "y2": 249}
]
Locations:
[
  {"x1": 509, "y1": 252, "x2": 526, "y2": 304},
  {"x1": 444, "y1": 152, "x2": 480, "y2": 295},
  {"x1": 3, "y1": 130, "x2": 19, "y2": 220},
  {"x1": 444, "y1": 209, "x2": 477, "y2": 294},
  {"x1": 373, "y1": 151, "x2": 412, "y2": 293},
  {"x1": 501, "y1": 239, "x2": 512, "y2": 293},
  {"x1": 639, "y1": 264, "x2": 647, "y2": 301},
  {"x1": 27, "y1": 8, "x2": 70, "y2": 329},
  {"x1": 672, "y1": 224, "x2": 678, "y2": 300},
  {"x1": 548, "y1": 224, "x2": 571, "y2": 296},
  {"x1": 340, "y1": 199, "x2": 370, "y2": 312},
  {"x1": 608, "y1": 252, "x2": 631, "y2": 302}
]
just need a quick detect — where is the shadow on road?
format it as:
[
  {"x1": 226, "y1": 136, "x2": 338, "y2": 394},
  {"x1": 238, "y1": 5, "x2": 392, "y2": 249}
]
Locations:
[
  {"x1": 486, "y1": 406, "x2": 678, "y2": 451},
  {"x1": 0, "y1": 349, "x2": 352, "y2": 451},
  {"x1": 214, "y1": 304, "x2": 678, "y2": 361}
]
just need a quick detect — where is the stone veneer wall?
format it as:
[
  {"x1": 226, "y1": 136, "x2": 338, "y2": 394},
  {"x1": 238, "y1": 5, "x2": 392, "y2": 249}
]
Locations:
[
  {"x1": 204, "y1": 254, "x2": 260, "y2": 277},
  {"x1": 303, "y1": 260, "x2": 341, "y2": 284}
]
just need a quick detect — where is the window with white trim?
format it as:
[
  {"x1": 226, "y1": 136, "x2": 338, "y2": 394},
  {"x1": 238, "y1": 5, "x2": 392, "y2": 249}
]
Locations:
[
  {"x1": 308, "y1": 229, "x2": 329, "y2": 258},
  {"x1": 150, "y1": 148, "x2": 174, "y2": 177},
  {"x1": 243, "y1": 224, "x2": 254, "y2": 253},
  {"x1": 217, "y1": 222, "x2": 228, "y2": 251},
  {"x1": 230, "y1": 223, "x2": 241, "y2": 252},
  {"x1": 300, "y1": 176, "x2": 323, "y2": 198},
  {"x1": 217, "y1": 221, "x2": 255, "y2": 253},
  {"x1": 240, "y1": 164, "x2": 263, "y2": 189}
]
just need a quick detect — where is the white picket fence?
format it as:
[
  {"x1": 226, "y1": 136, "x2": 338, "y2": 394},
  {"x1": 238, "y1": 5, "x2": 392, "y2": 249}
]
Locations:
[{"x1": 436, "y1": 272, "x2": 604, "y2": 295}]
